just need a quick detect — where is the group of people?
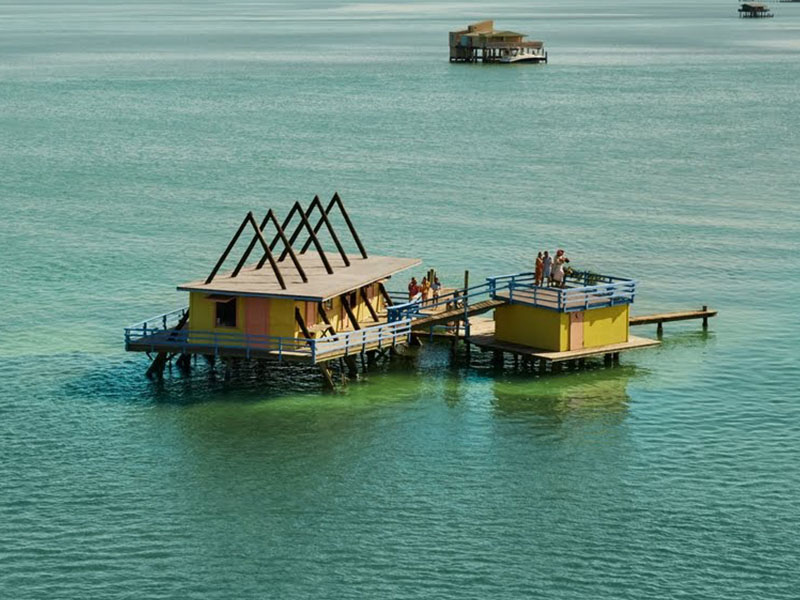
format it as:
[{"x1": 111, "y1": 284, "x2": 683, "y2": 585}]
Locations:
[
  {"x1": 403, "y1": 251, "x2": 569, "y2": 306},
  {"x1": 535, "y1": 249, "x2": 570, "y2": 288},
  {"x1": 408, "y1": 275, "x2": 442, "y2": 303}
]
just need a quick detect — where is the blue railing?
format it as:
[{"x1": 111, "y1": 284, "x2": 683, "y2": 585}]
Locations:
[
  {"x1": 127, "y1": 306, "x2": 189, "y2": 337},
  {"x1": 487, "y1": 270, "x2": 636, "y2": 312},
  {"x1": 125, "y1": 314, "x2": 412, "y2": 363},
  {"x1": 388, "y1": 270, "x2": 636, "y2": 322},
  {"x1": 386, "y1": 281, "x2": 496, "y2": 323}
]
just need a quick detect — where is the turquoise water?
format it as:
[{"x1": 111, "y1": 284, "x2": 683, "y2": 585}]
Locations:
[{"x1": 2, "y1": 1, "x2": 799, "y2": 597}]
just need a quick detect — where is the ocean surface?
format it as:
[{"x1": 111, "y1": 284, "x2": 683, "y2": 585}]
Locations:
[{"x1": 1, "y1": 1, "x2": 799, "y2": 598}]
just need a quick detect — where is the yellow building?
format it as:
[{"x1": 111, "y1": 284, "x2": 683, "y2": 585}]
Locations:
[
  {"x1": 491, "y1": 273, "x2": 636, "y2": 352},
  {"x1": 125, "y1": 194, "x2": 420, "y2": 371}
]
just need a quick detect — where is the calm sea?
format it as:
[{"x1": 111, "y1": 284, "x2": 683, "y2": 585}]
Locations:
[{"x1": 1, "y1": 1, "x2": 799, "y2": 598}]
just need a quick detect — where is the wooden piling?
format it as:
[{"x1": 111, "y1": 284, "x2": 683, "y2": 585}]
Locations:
[
  {"x1": 176, "y1": 353, "x2": 192, "y2": 372},
  {"x1": 344, "y1": 355, "x2": 359, "y2": 379},
  {"x1": 146, "y1": 352, "x2": 169, "y2": 379},
  {"x1": 319, "y1": 363, "x2": 336, "y2": 391}
]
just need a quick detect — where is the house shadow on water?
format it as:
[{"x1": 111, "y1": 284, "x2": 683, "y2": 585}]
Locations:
[
  {"x1": 80, "y1": 324, "x2": 711, "y2": 411},
  {"x1": 489, "y1": 366, "x2": 638, "y2": 423}
]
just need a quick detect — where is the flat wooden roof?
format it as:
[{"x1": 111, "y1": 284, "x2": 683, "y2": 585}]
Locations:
[{"x1": 178, "y1": 253, "x2": 421, "y2": 301}]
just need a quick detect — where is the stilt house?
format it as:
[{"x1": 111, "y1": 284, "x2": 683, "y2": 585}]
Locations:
[
  {"x1": 449, "y1": 20, "x2": 547, "y2": 63},
  {"x1": 125, "y1": 194, "x2": 420, "y2": 368},
  {"x1": 489, "y1": 272, "x2": 637, "y2": 352},
  {"x1": 738, "y1": 2, "x2": 774, "y2": 16}
]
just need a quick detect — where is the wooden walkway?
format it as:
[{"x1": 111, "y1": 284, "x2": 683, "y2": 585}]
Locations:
[
  {"x1": 630, "y1": 307, "x2": 717, "y2": 328},
  {"x1": 410, "y1": 299, "x2": 504, "y2": 329}
]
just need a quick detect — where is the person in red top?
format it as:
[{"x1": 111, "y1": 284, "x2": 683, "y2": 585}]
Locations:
[{"x1": 408, "y1": 277, "x2": 420, "y2": 300}]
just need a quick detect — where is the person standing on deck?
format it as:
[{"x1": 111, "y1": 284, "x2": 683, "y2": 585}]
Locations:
[
  {"x1": 408, "y1": 277, "x2": 420, "y2": 300},
  {"x1": 535, "y1": 252, "x2": 544, "y2": 286},
  {"x1": 542, "y1": 251, "x2": 552, "y2": 286},
  {"x1": 551, "y1": 249, "x2": 570, "y2": 289},
  {"x1": 420, "y1": 277, "x2": 431, "y2": 305},
  {"x1": 432, "y1": 277, "x2": 442, "y2": 303}
]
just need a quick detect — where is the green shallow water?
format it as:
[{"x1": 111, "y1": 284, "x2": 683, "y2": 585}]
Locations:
[{"x1": 1, "y1": 1, "x2": 799, "y2": 598}]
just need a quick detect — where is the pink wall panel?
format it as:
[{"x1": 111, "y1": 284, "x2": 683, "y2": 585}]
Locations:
[
  {"x1": 245, "y1": 297, "x2": 270, "y2": 336},
  {"x1": 305, "y1": 301, "x2": 317, "y2": 326},
  {"x1": 569, "y1": 311, "x2": 583, "y2": 351}
]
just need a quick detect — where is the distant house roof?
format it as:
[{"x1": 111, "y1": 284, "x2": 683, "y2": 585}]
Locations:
[
  {"x1": 177, "y1": 193, "x2": 420, "y2": 301},
  {"x1": 464, "y1": 30, "x2": 525, "y2": 38},
  {"x1": 451, "y1": 21, "x2": 533, "y2": 46}
]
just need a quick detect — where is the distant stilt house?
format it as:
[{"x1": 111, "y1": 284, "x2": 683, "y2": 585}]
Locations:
[
  {"x1": 738, "y1": 3, "x2": 774, "y2": 16},
  {"x1": 449, "y1": 20, "x2": 547, "y2": 63}
]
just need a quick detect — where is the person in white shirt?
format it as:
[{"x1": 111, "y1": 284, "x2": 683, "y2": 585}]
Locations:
[
  {"x1": 550, "y1": 249, "x2": 570, "y2": 288},
  {"x1": 542, "y1": 251, "x2": 552, "y2": 286}
]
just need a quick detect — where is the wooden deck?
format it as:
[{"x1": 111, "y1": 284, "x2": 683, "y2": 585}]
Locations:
[
  {"x1": 126, "y1": 320, "x2": 411, "y2": 365},
  {"x1": 127, "y1": 338, "x2": 310, "y2": 362},
  {"x1": 466, "y1": 332, "x2": 660, "y2": 363},
  {"x1": 410, "y1": 299, "x2": 504, "y2": 329}
]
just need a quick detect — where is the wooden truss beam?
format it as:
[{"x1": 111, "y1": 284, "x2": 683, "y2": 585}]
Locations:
[
  {"x1": 331, "y1": 192, "x2": 368, "y2": 259},
  {"x1": 317, "y1": 302, "x2": 337, "y2": 336},
  {"x1": 378, "y1": 282, "x2": 394, "y2": 307},
  {"x1": 360, "y1": 287, "x2": 380, "y2": 322},
  {"x1": 267, "y1": 198, "x2": 334, "y2": 274},
  {"x1": 297, "y1": 195, "x2": 351, "y2": 266},
  {"x1": 295, "y1": 307, "x2": 313, "y2": 340},
  {"x1": 234, "y1": 210, "x2": 307, "y2": 283},
  {"x1": 341, "y1": 295, "x2": 361, "y2": 330},
  {"x1": 245, "y1": 211, "x2": 286, "y2": 289},
  {"x1": 205, "y1": 213, "x2": 250, "y2": 284}
]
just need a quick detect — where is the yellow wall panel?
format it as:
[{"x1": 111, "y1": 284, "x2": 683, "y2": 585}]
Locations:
[
  {"x1": 268, "y1": 298, "x2": 296, "y2": 338},
  {"x1": 189, "y1": 292, "x2": 215, "y2": 331},
  {"x1": 582, "y1": 304, "x2": 629, "y2": 348},
  {"x1": 494, "y1": 304, "x2": 568, "y2": 351},
  {"x1": 188, "y1": 292, "x2": 245, "y2": 346}
]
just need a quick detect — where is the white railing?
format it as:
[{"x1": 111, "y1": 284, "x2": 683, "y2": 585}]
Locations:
[{"x1": 124, "y1": 310, "x2": 411, "y2": 363}]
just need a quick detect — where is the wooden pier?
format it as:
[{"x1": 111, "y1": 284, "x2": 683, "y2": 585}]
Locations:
[{"x1": 629, "y1": 306, "x2": 717, "y2": 334}]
